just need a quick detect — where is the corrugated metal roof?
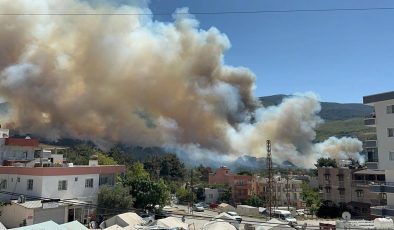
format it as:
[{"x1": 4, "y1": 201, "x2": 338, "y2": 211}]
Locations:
[{"x1": 12, "y1": 200, "x2": 66, "y2": 209}]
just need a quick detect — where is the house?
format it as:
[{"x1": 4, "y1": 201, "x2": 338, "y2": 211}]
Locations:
[
  {"x1": 204, "y1": 188, "x2": 219, "y2": 204},
  {"x1": 209, "y1": 166, "x2": 258, "y2": 203}
]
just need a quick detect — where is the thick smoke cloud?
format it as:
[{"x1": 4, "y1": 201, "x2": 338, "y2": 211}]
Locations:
[{"x1": 0, "y1": 0, "x2": 362, "y2": 167}]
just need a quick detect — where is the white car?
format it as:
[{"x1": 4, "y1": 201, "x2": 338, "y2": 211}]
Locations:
[
  {"x1": 193, "y1": 205, "x2": 205, "y2": 212},
  {"x1": 227, "y1": 211, "x2": 242, "y2": 223}
]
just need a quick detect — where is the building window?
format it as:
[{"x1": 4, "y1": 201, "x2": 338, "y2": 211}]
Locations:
[
  {"x1": 325, "y1": 187, "x2": 331, "y2": 193},
  {"x1": 356, "y1": 190, "x2": 364, "y2": 197},
  {"x1": 387, "y1": 105, "x2": 394, "y2": 114},
  {"x1": 75, "y1": 177, "x2": 78, "y2": 182},
  {"x1": 85, "y1": 178, "x2": 94, "y2": 188},
  {"x1": 58, "y1": 180, "x2": 68, "y2": 191},
  {"x1": 339, "y1": 190, "x2": 345, "y2": 196},
  {"x1": 17, "y1": 177, "x2": 20, "y2": 183},
  {"x1": 388, "y1": 128, "x2": 394, "y2": 137},
  {"x1": 27, "y1": 179, "x2": 33, "y2": 190},
  {"x1": 1, "y1": 180, "x2": 7, "y2": 189},
  {"x1": 390, "y1": 152, "x2": 394, "y2": 161},
  {"x1": 324, "y1": 175, "x2": 330, "y2": 181},
  {"x1": 381, "y1": 193, "x2": 387, "y2": 200},
  {"x1": 338, "y1": 175, "x2": 344, "y2": 181}
]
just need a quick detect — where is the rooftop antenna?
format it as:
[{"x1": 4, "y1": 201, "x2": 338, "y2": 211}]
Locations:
[{"x1": 266, "y1": 140, "x2": 273, "y2": 219}]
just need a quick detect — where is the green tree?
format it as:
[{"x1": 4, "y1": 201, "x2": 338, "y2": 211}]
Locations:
[
  {"x1": 126, "y1": 178, "x2": 170, "y2": 209},
  {"x1": 176, "y1": 188, "x2": 196, "y2": 204},
  {"x1": 97, "y1": 185, "x2": 134, "y2": 215},
  {"x1": 244, "y1": 195, "x2": 264, "y2": 207},
  {"x1": 218, "y1": 187, "x2": 232, "y2": 204},
  {"x1": 144, "y1": 154, "x2": 186, "y2": 181},
  {"x1": 97, "y1": 153, "x2": 117, "y2": 165},
  {"x1": 315, "y1": 157, "x2": 337, "y2": 168},
  {"x1": 127, "y1": 162, "x2": 150, "y2": 180},
  {"x1": 301, "y1": 183, "x2": 320, "y2": 217}
]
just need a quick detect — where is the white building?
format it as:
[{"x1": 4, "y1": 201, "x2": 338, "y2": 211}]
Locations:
[
  {"x1": 363, "y1": 91, "x2": 394, "y2": 217},
  {"x1": 204, "y1": 188, "x2": 219, "y2": 204}
]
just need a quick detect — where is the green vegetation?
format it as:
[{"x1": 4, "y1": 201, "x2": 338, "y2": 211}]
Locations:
[
  {"x1": 244, "y1": 195, "x2": 264, "y2": 207},
  {"x1": 316, "y1": 118, "x2": 375, "y2": 142},
  {"x1": 315, "y1": 157, "x2": 337, "y2": 168},
  {"x1": 126, "y1": 178, "x2": 170, "y2": 209},
  {"x1": 176, "y1": 188, "x2": 196, "y2": 204},
  {"x1": 97, "y1": 185, "x2": 134, "y2": 215},
  {"x1": 301, "y1": 183, "x2": 320, "y2": 217}
]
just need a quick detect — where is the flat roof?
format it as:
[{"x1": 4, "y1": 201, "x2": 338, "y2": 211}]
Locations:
[
  {"x1": 0, "y1": 165, "x2": 125, "y2": 176},
  {"x1": 363, "y1": 91, "x2": 394, "y2": 104},
  {"x1": 354, "y1": 169, "x2": 385, "y2": 175}
]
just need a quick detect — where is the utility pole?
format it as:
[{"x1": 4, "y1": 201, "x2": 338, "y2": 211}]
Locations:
[
  {"x1": 266, "y1": 140, "x2": 273, "y2": 219},
  {"x1": 286, "y1": 176, "x2": 290, "y2": 211},
  {"x1": 190, "y1": 169, "x2": 193, "y2": 214}
]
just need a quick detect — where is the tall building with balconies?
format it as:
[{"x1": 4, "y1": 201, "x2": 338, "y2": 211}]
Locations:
[{"x1": 363, "y1": 91, "x2": 394, "y2": 217}]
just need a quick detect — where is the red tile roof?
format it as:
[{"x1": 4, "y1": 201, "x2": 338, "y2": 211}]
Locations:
[{"x1": 4, "y1": 138, "x2": 39, "y2": 147}]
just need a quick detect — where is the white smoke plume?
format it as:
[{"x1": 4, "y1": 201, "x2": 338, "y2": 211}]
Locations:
[{"x1": 0, "y1": 0, "x2": 362, "y2": 167}]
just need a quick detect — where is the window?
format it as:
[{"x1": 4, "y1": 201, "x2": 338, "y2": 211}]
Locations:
[
  {"x1": 387, "y1": 105, "x2": 394, "y2": 114},
  {"x1": 338, "y1": 175, "x2": 344, "y2": 181},
  {"x1": 27, "y1": 179, "x2": 33, "y2": 190},
  {"x1": 58, "y1": 180, "x2": 68, "y2": 191},
  {"x1": 388, "y1": 128, "x2": 394, "y2": 137},
  {"x1": 339, "y1": 190, "x2": 345, "y2": 196},
  {"x1": 356, "y1": 190, "x2": 364, "y2": 197},
  {"x1": 85, "y1": 178, "x2": 94, "y2": 188},
  {"x1": 75, "y1": 177, "x2": 78, "y2": 182},
  {"x1": 325, "y1": 187, "x2": 331, "y2": 193},
  {"x1": 1, "y1": 180, "x2": 7, "y2": 189},
  {"x1": 17, "y1": 177, "x2": 20, "y2": 183},
  {"x1": 324, "y1": 175, "x2": 330, "y2": 181},
  {"x1": 381, "y1": 193, "x2": 387, "y2": 200},
  {"x1": 390, "y1": 152, "x2": 394, "y2": 161}
]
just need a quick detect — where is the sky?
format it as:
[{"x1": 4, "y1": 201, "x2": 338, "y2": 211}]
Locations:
[{"x1": 141, "y1": 0, "x2": 394, "y2": 103}]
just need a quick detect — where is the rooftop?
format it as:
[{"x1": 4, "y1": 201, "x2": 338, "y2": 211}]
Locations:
[
  {"x1": 4, "y1": 137, "x2": 39, "y2": 147},
  {"x1": 0, "y1": 165, "x2": 125, "y2": 176},
  {"x1": 363, "y1": 91, "x2": 394, "y2": 105}
]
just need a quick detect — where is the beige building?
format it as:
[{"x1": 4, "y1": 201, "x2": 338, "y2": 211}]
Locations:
[
  {"x1": 318, "y1": 166, "x2": 386, "y2": 219},
  {"x1": 259, "y1": 175, "x2": 304, "y2": 209}
]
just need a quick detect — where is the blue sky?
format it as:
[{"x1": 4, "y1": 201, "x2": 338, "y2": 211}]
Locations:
[{"x1": 129, "y1": 0, "x2": 394, "y2": 103}]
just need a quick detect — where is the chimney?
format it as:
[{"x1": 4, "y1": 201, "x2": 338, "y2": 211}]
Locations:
[{"x1": 89, "y1": 155, "x2": 99, "y2": 166}]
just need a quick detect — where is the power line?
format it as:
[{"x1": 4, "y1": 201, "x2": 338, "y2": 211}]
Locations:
[{"x1": 1, "y1": 7, "x2": 394, "y2": 16}]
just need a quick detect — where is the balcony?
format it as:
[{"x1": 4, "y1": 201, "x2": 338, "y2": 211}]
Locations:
[
  {"x1": 364, "y1": 114, "x2": 376, "y2": 127},
  {"x1": 363, "y1": 140, "x2": 377, "y2": 148},
  {"x1": 365, "y1": 162, "x2": 379, "y2": 170},
  {"x1": 371, "y1": 206, "x2": 394, "y2": 217},
  {"x1": 370, "y1": 182, "x2": 394, "y2": 193}
]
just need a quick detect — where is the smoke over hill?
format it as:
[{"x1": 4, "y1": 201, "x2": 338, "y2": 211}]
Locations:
[{"x1": 0, "y1": 0, "x2": 362, "y2": 167}]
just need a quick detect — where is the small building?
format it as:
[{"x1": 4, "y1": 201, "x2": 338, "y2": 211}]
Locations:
[
  {"x1": 0, "y1": 200, "x2": 68, "y2": 228},
  {"x1": 204, "y1": 188, "x2": 219, "y2": 204}
]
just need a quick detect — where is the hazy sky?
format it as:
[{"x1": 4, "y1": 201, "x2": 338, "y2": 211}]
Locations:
[{"x1": 140, "y1": 0, "x2": 394, "y2": 103}]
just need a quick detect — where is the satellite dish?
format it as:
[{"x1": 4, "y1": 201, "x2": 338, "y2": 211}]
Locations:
[{"x1": 342, "y1": 211, "x2": 351, "y2": 221}]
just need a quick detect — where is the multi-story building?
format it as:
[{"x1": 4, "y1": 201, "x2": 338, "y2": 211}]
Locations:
[
  {"x1": 318, "y1": 165, "x2": 386, "y2": 219},
  {"x1": 0, "y1": 127, "x2": 125, "y2": 227},
  {"x1": 209, "y1": 166, "x2": 258, "y2": 203},
  {"x1": 363, "y1": 91, "x2": 394, "y2": 217},
  {"x1": 258, "y1": 175, "x2": 303, "y2": 209}
]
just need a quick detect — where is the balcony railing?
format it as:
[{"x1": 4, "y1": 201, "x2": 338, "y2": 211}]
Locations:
[
  {"x1": 363, "y1": 140, "x2": 377, "y2": 148},
  {"x1": 370, "y1": 182, "x2": 394, "y2": 193},
  {"x1": 364, "y1": 116, "x2": 376, "y2": 126},
  {"x1": 371, "y1": 206, "x2": 394, "y2": 217}
]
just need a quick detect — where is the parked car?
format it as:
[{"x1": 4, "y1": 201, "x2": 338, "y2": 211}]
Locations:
[
  {"x1": 193, "y1": 205, "x2": 205, "y2": 212},
  {"x1": 155, "y1": 211, "x2": 170, "y2": 220},
  {"x1": 209, "y1": 203, "x2": 219, "y2": 209},
  {"x1": 227, "y1": 211, "x2": 242, "y2": 223},
  {"x1": 195, "y1": 202, "x2": 209, "y2": 208},
  {"x1": 138, "y1": 212, "x2": 155, "y2": 225},
  {"x1": 296, "y1": 209, "x2": 305, "y2": 216}
]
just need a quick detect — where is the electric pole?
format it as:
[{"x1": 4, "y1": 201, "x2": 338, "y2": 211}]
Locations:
[
  {"x1": 286, "y1": 176, "x2": 290, "y2": 211},
  {"x1": 190, "y1": 169, "x2": 193, "y2": 214},
  {"x1": 266, "y1": 140, "x2": 273, "y2": 219}
]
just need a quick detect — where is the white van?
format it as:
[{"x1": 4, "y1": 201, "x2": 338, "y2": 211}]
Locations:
[{"x1": 272, "y1": 210, "x2": 297, "y2": 224}]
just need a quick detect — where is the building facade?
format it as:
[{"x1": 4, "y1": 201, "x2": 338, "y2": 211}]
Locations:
[
  {"x1": 318, "y1": 166, "x2": 386, "y2": 219},
  {"x1": 363, "y1": 91, "x2": 394, "y2": 217},
  {"x1": 208, "y1": 166, "x2": 258, "y2": 203},
  {"x1": 258, "y1": 175, "x2": 303, "y2": 209}
]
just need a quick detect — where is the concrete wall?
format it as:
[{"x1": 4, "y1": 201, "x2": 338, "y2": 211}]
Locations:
[
  {"x1": 204, "y1": 188, "x2": 219, "y2": 204},
  {"x1": 0, "y1": 203, "x2": 34, "y2": 228},
  {"x1": 374, "y1": 99, "x2": 394, "y2": 170}
]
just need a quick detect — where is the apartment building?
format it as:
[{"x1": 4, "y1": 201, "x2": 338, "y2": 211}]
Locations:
[
  {"x1": 208, "y1": 166, "x2": 258, "y2": 203},
  {"x1": 258, "y1": 175, "x2": 304, "y2": 209},
  {"x1": 318, "y1": 166, "x2": 386, "y2": 219},
  {"x1": 0, "y1": 127, "x2": 126, "y2": 226},
  {"x1": 363, "y1": 91, "x2": 394, "y2": 217}
]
